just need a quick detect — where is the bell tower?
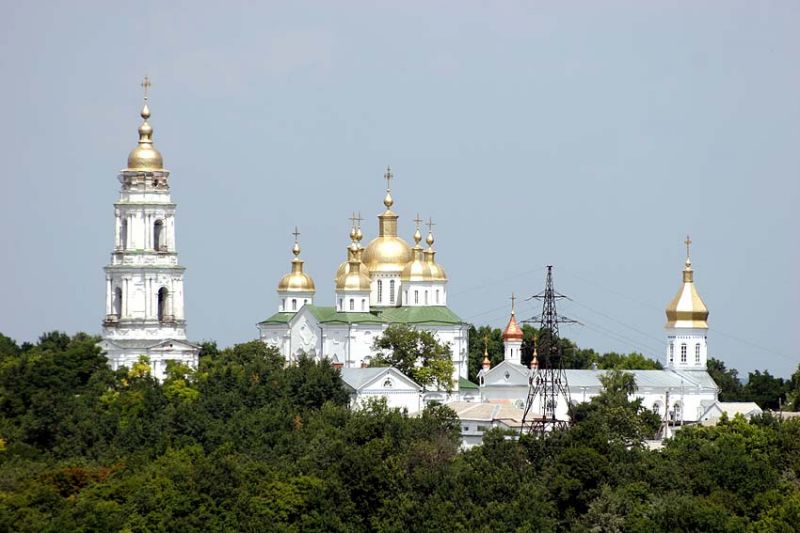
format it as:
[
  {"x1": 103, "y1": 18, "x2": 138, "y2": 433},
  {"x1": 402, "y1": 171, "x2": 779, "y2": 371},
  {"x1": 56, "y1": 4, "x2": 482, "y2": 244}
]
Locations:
[
  {"x1": 100, "y1": 78, "x2": 198, "y2": 381},
  {"x1": 664, "y1": 236, "x2": 709, "y2": 370}
]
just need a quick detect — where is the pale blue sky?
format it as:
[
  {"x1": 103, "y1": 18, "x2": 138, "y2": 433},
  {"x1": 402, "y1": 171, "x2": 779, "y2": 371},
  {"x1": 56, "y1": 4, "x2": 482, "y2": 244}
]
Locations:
[{"x1": 1, "y1": 1, "x2": 797, "y2": 376}]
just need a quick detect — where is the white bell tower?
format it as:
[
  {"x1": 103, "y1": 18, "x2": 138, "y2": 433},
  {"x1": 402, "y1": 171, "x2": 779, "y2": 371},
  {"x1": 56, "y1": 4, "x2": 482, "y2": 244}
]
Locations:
[
  {"x1": 100, "y1": 78, "x2": 198, "y2": 381},
  {"x1": 664, "y1": 236, "x2": 709, "y2": 370}
]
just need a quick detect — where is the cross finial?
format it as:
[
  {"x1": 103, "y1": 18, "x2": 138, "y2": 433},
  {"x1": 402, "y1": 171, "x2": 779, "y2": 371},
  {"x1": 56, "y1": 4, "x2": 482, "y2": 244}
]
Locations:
[
  {"x1": 426, "y1": 217, "x2": 436, "y2": 233},
  {"x1": 355, "y1": 211, "x2": 363, "y2": 228},
  {"x1": 349, "y1": 212, "x2": 359, "y2": 228},
  {"x1": 292, "y1": 226, "x2": 301, "y2": 242},
  {"x1": 141, "y1": 75, "x2": 151, "y2": 101},
  {"x1": 384, "y1": 165, "x2": 393, "y2": 191},
  {"x1": 413, "y1": 213, "x2": 423, "y2": 229},
  {"x1": 684, "y1": 234, "x2": 692, "y2": 258},
  {"x1": 511, "y1": 292, "x2": 516, "y2": 313}
]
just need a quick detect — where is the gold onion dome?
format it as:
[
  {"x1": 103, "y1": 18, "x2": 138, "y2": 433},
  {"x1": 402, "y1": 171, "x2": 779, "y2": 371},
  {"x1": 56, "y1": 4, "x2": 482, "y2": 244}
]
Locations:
[
  {"x1": 502, "y1": 297, "x2": 524, "y2": 341},
  {"x1": 362, "y1": 167, "x2": 412, "y2": 272},
  {"x1": 423, "y1": 227, "x2": 448, "y2": 281},
  {"x1": 402, "y1": 218, "x2": 433, "y2": 281},
  {"x1": 127, "y1": 99, "x2": 164, "y2": 171},
  {"x1": 336, "y1": 230, "x2": 371, "y2": 291},
  {"x1": 278, "y1": 232, "x2": 315, "y2": 292},
  {"x1": 665, "y1": 238, "x2": 709, "y2": 328}
]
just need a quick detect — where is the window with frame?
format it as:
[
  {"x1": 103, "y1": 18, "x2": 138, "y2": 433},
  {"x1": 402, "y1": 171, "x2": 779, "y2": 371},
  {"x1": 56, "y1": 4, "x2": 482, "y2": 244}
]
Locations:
[
  {"x1": 349, "y1": 299, "x2": 354, "y2": 311},
  {"x1": 414, "y1": 290, "x2": 419, "y2": 304},
  {"x1": 292, "y1": 299, "x2": 297, "y2": 311},
  {"x1": 669, "y1": 343, "x2": 674, "y2": 363},
  {"x1": 377, "y1": 280, "x2": 383, "y2": 303},
  {"x1": 436, "y1": 289, "x2": 440, "y2": 304},
  {"x1": 389, "y1": 280, "x2": 395, "y2": 304},
  {"x1": 680, "y1": 343, "x2": 687, "y2": 363},
  {"x1": 695, "y1": 343, "x2": 701, "y2": 364}
]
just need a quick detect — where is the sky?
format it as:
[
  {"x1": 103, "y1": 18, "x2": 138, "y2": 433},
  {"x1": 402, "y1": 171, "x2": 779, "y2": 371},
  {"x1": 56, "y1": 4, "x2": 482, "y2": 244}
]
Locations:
[{"x1": 1, "y1": 1, "x2": 798, "y2": 377}]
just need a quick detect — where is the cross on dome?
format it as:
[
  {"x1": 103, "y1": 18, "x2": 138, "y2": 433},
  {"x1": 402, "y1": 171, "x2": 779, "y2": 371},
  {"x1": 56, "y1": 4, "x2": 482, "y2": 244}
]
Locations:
[
  {"x1": 684, "y1": 235, "x2": 692, "y2": 259},
  {"x1": 292, "y1": 226, "x2": 301, "y2": 242},
  {"x1": 141, "y1": 75, "x2": 151, "y2": 101},
  {"x1": 384, "y1": 165, "x2": 393, "y2": 191},
  {"x1": 510, "y1": 293, "x2": 516, "y2": 314}
]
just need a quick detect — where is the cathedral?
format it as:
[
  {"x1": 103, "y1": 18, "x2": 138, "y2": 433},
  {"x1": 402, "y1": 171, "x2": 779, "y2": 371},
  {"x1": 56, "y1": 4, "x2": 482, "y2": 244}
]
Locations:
[
  {"x1": 257, "y1": 169, "x2": 470, "y2": 393},
  {"x1": 99, "y1": 80, "x2": 199, "y2": 381}
]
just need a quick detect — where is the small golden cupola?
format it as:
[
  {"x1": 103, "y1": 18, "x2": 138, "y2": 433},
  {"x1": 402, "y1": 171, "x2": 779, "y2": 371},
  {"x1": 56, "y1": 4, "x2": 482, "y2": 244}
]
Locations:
[
  {"x1": 502, "y1": 294, "x2": 524, "y2": 364},
  {"x1": 336, "y1": 233, "x2": 371, "y2": 293},
  {"x1": 278, "y1": 228, "x2": 316, "y2": 293},
  {"x1": 336, "y1": 215, "x2": 370, "y2": 284},
  {"x1": 423, "y1": 219, "x2": 448, "y2": 282},
  {"x1": 362, "y1": 167, "x2": 412, "y2": 273},
  {"x1": 665, "y1": 236, "x2": 709, "y2": 329},
  {"x1": 401, "y1": 215, "x2": 433, "y2": 282},
  {"x1": 126, "y1": 76, "x2": 164, "y2": 172}
]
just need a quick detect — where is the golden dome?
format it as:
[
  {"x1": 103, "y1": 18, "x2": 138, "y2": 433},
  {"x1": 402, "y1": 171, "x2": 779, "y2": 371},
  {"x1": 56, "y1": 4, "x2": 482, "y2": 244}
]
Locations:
[
  {"x1": 126, "y1": 102, "x2": 164, "y2": 171},
  {"x1": 278, "y1": 234, "x2": 315, "y2": 292},
  {"x1": 502, "y1": 302, "x2": 524, "y2": 341},
  {"x1": 422, "y1": 229, "x2": 448, "y2": 281},
  {"x1": 336, "y1": 233, "x2": 371, "y2": 291},
  {"x1": 665, "y1": 253, "x2": 708, "y2": 329},
  {"x1": 362, "y1": 176, "x2": 412, "y2": 272},
  {"x1": 401, "y1": 220, "x2": 433, "y2": 281}
]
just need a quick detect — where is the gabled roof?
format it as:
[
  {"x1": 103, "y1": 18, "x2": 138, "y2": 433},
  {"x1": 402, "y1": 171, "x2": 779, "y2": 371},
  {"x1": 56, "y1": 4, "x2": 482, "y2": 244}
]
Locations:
[
  {"x1": 458, "y1": 377, "x2": 479, "y2": 390},
  {"x1": 700, "y1": 401, "x2": 762, "y2": 423},
  {"x1": 340, "y1": 367, "x2": 422, "y2": 391}
]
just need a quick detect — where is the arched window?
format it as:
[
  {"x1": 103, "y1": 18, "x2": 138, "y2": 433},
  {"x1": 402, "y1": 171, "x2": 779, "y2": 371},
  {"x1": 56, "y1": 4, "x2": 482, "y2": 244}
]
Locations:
[
  {"x1": 154, "y1": 220, "x2": 164, "y2": 251},
  {"x1": 113, "y1": 287, "x2": 122, "y2": 317},
  {"x1": 349, "y1": 299, "x2": 354, "y2": 311},
  {"x1": 673, "y1": 402, "x2": 683, "y2": 421},
  {"x1": 338, "y1": 298, "x2": 343, "y2": 310},
  {"x1": 361, "y1": 299, "x2": 366, "y2": 311},
  {"x1": 414, "y1": 290, "x2": 419, "y2": 304},
  {"x1": 389, "y1": 280, "x2": 395, "y2": 304},
  {"x1": 377, "y1": 280, "x2": 383, "y2": 303},
  {"x1": 281, "y1": 298, "x2": 285, "y2": 311},
  {"x1": 157, "y1": 287, "x2": 168, "y2": 321},
  {"x1": 695, "y1": 343, "x2": 701, "y2": 364},
  {"x1": 292, "y1": 298, "x2": 297, "y2": 311},
  {"x1": 436, "y1": 289, "x2": 440, "y2": 304},
  {"x1": 424, "y1": 290, "x2": 428, "y2": 305},
  {"x1": 669, "y1": 343, "x2": 674, "y2": 364},
  {"x1": 120, "y1": 218, "x2": 128, "y2": 249},
  {"x1": 680, "y1": 343, "x2": 687, "y2": 363}
]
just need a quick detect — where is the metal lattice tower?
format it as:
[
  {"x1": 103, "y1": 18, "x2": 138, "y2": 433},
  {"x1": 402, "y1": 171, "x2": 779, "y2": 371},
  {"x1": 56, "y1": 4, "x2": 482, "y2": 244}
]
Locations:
[{"x1": 521, "y1": 266, "x2": 576, "y2": 436}]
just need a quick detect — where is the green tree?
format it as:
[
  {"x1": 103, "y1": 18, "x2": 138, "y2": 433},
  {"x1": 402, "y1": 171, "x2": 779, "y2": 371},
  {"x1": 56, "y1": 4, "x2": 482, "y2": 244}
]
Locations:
[
  {"x1": 744, "y1": 370, "x2": 788, "y2": 410},
  {"x1": 371, "y1": 324, "x2": 454, "y2": 390},
  {"x1": 707, "y1": 357, "x2": 745, "y2": 401}
]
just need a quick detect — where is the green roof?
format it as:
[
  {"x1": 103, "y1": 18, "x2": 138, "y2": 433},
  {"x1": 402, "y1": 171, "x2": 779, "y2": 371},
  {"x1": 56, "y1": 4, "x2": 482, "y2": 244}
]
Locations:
[
  {"x1": 257, "y1": 312, "x2": 295, "y2": 325},
  {"x1": 459, "y1": 377, "x2": 479, "y2": 390},
  {"x1": 259, "y1": 305, "x2": 464, "y2": 326}
]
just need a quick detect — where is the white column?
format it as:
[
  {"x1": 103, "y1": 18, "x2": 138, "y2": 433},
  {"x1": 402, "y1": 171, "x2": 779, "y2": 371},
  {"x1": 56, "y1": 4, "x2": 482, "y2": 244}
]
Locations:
[
  {"x1": 105, "y1": 276, "x2": 112, "y2": 315},
  {"x1": 114, "y1": 214, "x2": 120, "y2": 249},
  {"x1": 123, "y1": 278, "x2": 129, "y2": 316},
  {"x1": 169, "y1": 278, "x2": 175, "y2": 319}
]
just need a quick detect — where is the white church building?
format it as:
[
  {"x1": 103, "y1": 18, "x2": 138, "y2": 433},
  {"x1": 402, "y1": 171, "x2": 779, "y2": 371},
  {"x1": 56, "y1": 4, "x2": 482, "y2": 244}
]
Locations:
[
  {"x1": 476, "y1": 244, "x2": 720, "y2": 429},
  {"x1": 99, "y1": 82, "x2": 199, "y2": 380},
  {"x1": 257, "y1": 170, "x2": 471, "y2": 394}
]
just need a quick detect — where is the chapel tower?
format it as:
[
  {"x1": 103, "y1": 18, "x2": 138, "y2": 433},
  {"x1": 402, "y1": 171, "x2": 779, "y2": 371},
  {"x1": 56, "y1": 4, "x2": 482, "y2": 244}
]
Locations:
[
  {"x1": 277, "y1": 228, "x2": 316, "y2": 313},
  {"x1": 664, "y1": 236, "x2": 709, "y2": 370},
  {"x1": 502, "y1": 294, "x2": 524, "y2": 364},
  {"x1": 100, "y1": 78, "x2": 198, "y2": 380}
]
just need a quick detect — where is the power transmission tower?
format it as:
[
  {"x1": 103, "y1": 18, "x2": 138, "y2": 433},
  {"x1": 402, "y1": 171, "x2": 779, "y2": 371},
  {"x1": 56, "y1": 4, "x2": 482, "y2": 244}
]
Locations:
[{"x1": 521, "y1": 266, "x2": 577, "y2": 436}]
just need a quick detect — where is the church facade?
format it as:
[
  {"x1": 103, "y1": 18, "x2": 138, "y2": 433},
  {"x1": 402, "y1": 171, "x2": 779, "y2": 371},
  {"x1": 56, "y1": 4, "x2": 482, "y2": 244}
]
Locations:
[
  {"x1": 257, "y1": 170, "x2": 470, "y2": 390},
  {"x1": 99, "y1": 82, "x2": 199, "y2": 381}
]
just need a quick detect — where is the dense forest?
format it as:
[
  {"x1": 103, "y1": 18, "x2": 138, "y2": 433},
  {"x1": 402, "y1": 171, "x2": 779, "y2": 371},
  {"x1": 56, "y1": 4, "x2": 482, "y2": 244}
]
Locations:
[{"x1": 1, "y1": 331, "x2": 799, "y2": 531}]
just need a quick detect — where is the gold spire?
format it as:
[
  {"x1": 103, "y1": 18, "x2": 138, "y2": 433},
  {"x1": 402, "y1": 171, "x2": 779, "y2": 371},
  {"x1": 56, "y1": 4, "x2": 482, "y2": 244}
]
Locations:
[
  {"x1": 502, "y1": 293, "x2": 524, "y2": 341},
  {"x1": 530, "y1": 336, "x2": 539, "y2": 369},
  {"x1": 665, "y1": 235, "x2": 708, "y2": 328},
  {"x1": 336, "y1": 219, "x2": 371, "y2": 291},
  {"x1": 401, "y1": 214, "x2": 432, "y2": 282},
  {"x1": 278, "y1": 227, "x2": 315, "y2": 292},
  {"x1": 422, "y1": 217, "x2": 448, "y2": 281},
  {"x1": 482, "y1": 336, "x2": 492, "y2": 369},
  {"x1": 126, "y1": 76, "x2": 164, "y2": 171},
  {"x1": 363, "y1": 167, "x2": 411, "y2": 273}
]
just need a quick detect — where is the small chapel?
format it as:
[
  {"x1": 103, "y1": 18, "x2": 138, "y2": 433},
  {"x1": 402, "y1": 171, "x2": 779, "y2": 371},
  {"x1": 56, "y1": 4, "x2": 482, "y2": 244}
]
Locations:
[{"x1": 257, "y1": 168, "x2": 471, "y2": 393}]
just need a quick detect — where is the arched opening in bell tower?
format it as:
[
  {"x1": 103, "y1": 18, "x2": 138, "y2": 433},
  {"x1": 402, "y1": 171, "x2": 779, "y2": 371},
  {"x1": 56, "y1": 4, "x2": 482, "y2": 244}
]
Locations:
[
  {"x1": 154, "y1": 220, "x2": 164, "y2": 251},
  {"x1": 120, "y1": 219, "x2": 128, "y2": 249},
  {"x1": 113, "y1": 287, "x2": 122, "y2": 317},
  {"x1": 157, "y1": 287, "x2": 169, "y2": 322}
]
